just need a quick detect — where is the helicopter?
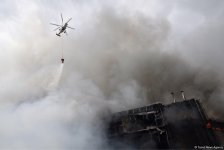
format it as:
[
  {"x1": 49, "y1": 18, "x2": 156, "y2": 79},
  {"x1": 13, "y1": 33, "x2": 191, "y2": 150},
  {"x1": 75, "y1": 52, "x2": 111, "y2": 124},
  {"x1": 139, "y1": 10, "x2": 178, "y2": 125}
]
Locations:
[{"x1": 50, "y1": 13, "x2": 75, "y2": 36}]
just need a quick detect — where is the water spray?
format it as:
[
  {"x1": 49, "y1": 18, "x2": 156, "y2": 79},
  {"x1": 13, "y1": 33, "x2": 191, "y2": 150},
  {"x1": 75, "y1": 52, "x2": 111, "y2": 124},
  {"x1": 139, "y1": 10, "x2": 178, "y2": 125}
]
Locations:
[{"x1": 48, "y1": 64, "x2": 64, "y2": 90}]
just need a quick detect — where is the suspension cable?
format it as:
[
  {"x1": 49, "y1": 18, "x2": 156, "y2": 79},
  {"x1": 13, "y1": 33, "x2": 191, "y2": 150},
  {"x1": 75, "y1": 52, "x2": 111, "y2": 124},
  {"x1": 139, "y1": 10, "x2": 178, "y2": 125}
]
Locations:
[{"x1": 60, "y1": 36, "x2": 64, "y2": 59}]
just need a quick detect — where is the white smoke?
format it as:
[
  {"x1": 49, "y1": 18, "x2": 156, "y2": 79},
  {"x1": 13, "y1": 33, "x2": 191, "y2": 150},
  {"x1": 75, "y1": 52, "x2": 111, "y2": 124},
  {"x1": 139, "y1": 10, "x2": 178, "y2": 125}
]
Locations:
[{"x1": 0, "y1": 0, "x2": 224, "y2": 149}]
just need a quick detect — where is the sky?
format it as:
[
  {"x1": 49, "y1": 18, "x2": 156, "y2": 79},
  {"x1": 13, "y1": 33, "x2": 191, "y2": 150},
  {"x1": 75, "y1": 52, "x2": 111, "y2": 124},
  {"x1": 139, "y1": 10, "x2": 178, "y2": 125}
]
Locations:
[{"x1": 0, "y1": 0, "x2": 224, "y2": 149}]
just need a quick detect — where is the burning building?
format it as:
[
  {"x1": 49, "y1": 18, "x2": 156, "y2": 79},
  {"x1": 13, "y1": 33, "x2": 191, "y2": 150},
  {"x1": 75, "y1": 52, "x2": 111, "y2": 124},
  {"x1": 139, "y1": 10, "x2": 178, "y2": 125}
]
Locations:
[{"x1": 107, "y1": 97, "x2": 224, "y2": 149}]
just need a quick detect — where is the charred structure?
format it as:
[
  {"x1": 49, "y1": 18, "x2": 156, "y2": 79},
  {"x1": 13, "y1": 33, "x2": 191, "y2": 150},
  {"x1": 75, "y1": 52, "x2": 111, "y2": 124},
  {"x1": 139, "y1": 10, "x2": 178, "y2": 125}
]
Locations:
[{"x1": 107, "y1": 99, "x2": 223, "y2": 149}]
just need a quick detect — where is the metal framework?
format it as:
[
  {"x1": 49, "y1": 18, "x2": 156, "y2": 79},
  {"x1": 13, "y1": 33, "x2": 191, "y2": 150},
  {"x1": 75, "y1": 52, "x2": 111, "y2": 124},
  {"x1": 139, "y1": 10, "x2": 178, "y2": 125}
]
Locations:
[{"x1": 107, "y1": 99, "x2": 221, "y2": 149}]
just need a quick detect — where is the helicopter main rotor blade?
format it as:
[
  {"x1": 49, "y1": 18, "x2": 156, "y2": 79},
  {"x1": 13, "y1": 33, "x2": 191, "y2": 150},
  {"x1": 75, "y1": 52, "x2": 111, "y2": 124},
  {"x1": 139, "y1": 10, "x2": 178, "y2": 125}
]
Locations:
[
  {"x1": 67, "y1": 26, "x2": 75, "y2": 30},
  {"x1": 61, "y1": 13, "x2": 63, "y2": 25},
  {"x1": 66, "y1": 18, "x2": 72, "y2": 24},
  {"x1": 53, "y1": 27, "x2": 60, "y2": 31},
  {"x1": 50, "y1": 23, "x2": 61, "y2": 26}
]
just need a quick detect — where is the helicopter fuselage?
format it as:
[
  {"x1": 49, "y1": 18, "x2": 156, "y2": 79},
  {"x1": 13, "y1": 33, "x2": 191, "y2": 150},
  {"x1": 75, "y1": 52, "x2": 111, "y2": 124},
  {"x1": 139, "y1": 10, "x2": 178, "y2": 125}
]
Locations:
[{"x1": 57, "y1": 23, "x2": 68, "y2": 36}]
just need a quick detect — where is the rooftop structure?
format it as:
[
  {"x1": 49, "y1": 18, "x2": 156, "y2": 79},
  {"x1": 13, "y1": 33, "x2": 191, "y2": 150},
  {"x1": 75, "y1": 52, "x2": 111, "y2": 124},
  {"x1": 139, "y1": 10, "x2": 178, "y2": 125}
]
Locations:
[{"x1": 107, "y1": 99, "x2": 224, "y2": 149}]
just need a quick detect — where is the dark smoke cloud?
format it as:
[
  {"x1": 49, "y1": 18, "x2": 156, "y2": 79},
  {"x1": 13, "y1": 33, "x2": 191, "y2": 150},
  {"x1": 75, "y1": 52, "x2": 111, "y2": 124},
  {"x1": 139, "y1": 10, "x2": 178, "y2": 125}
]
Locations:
[{"x1": 63, "y1": 8, "x2": 224, "y2": 117}]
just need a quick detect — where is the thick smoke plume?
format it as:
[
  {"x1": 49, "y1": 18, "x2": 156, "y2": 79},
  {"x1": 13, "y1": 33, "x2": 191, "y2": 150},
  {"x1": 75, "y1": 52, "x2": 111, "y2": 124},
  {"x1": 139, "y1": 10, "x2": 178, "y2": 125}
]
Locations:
[{"x1": 0, "y1": 0, "x2": 224, "y2": 149}]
